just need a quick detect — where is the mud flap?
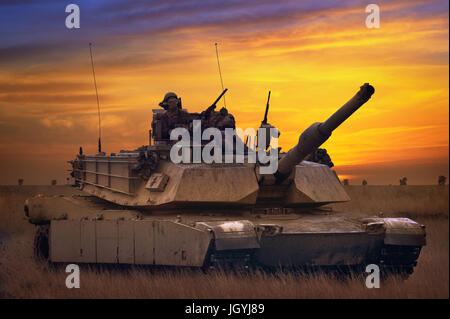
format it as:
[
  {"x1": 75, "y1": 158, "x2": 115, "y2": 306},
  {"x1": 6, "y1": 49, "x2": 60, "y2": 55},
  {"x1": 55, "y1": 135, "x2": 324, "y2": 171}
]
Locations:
[
  {"x1": 195, "y1": 220, "x2": 260, "y2": 267},
  {"x1": 382, "y1": 218, "x2": 426, "y2": 246},
  {"x1": 195, "y1": 220, "x2": 260, "y2": 250}
]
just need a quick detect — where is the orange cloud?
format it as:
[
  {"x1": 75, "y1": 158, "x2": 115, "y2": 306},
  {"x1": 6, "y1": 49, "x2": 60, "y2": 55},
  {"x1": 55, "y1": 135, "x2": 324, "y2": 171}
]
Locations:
[{"x1": 0, "y1": 0, "x2": 447, "y2": 184}]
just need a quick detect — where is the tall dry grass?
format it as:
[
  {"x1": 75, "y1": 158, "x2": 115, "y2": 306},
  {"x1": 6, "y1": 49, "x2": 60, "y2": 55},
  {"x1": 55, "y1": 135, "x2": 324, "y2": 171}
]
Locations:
[
  {"x1": 330, "y1": 185, "x2": 449, "y2": 218},
  {"x1": 0, "y1": 185, "x2": 448, "y2": 299},
  {"x1": 0, "y1": 186, "x2": 83, "y2": 233}
]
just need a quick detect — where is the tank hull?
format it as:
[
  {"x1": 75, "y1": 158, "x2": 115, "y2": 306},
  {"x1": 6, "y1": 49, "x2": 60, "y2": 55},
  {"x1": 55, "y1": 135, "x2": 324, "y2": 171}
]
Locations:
[{"x1": 26, "y1": 195, "x2": 425, "y2": 272}]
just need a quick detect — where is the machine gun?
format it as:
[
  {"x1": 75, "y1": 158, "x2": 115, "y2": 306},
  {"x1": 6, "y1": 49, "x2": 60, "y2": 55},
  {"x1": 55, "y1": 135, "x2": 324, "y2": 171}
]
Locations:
[
  {"x1": 262, "y1": 91, "x2": 271, "y2": 125},
  {"x1": 202, "y1": 88, "x2": 228, "y2": 119},
  {"x1": 257, "y1": 91, "x2": 275, "y2": 151}
]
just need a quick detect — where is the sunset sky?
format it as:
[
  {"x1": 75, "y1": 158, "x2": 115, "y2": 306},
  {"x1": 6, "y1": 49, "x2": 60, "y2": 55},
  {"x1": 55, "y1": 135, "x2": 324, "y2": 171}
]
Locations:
[{"x1": 0, "y1": 0, "x2": 448, "y2": 185}]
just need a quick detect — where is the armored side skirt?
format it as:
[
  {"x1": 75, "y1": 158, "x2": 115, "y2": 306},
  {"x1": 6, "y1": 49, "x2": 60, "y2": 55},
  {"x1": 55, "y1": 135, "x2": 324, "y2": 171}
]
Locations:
[
  {"x1": 50, "y1": 220, "x2": 211, "y2": 267},
  {"x1": 48, "y1": 219, "x2": 425, "y2": 268},
  {"x1": 256, "y1": 232, "x2": 383, "y2": 267}
]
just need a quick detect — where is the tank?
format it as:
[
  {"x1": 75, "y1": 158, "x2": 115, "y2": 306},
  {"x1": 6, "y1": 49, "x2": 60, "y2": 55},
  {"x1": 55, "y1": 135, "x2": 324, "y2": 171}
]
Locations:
[{"x1": 25, "y1": 83, "x2": 426, "y2": 277}]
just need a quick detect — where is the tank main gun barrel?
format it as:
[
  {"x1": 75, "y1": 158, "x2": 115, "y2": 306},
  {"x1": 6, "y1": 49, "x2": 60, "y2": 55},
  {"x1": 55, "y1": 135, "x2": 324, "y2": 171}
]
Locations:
[{"x1": 275, "y1": 83, "x2": 374, "y2": 182}]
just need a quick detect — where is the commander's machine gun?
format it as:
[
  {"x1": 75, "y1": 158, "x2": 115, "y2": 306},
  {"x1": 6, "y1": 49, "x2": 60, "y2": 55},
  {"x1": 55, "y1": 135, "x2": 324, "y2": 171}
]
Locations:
[
  {"x1": 201, "y1": 88, "x2": 228, "y2": 119},
  {"x1": 254, "y1": 91, "x2": 277, "y2": 151},
  {"x1": 262, "y1": 90, "x2": 271, "y2": 126}
]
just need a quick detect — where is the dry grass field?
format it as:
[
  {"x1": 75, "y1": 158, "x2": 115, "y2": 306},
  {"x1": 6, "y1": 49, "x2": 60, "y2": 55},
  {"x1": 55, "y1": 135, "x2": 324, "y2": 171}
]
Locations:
[{"x1": 0, "y1": 185, "x2": 448, "y2": 299}]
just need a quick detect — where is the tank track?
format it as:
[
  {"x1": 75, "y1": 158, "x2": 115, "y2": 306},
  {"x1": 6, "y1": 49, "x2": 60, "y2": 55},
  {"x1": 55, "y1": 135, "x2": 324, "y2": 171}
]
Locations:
[
  {"x1": 379, "y1": 245, "x2": 422, "y2": 278},
  {"x1": 208, "y1": 250, "x2": 254, "y2": 269}
]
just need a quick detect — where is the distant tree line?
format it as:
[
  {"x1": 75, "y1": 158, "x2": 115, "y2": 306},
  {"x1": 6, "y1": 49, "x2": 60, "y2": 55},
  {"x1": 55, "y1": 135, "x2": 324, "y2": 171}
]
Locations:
[
  {"x1": 17, "y1": 179, "x2": 58, "y2": 186},
  {"x1": 338, "y1": 175, "x2": 447, "y2": 186}
]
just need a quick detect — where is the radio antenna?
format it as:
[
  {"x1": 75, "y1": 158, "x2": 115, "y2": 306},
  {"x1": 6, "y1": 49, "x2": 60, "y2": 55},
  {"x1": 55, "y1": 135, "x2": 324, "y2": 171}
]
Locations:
[
  {"x1": 215, "y1": 42, "x2": 226, "y2": 108},
  {"x1": 89, "y1": 42, "x2": 102, "y2": 154}
]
